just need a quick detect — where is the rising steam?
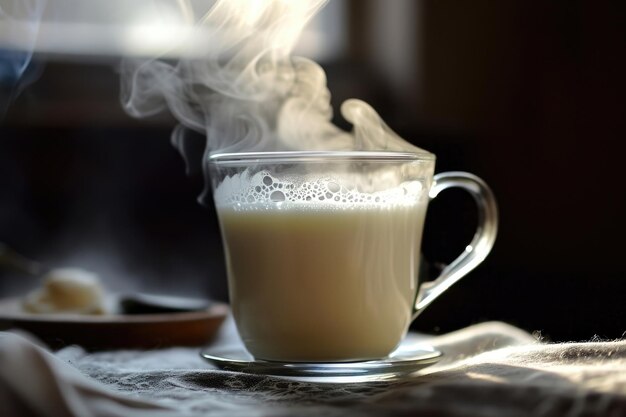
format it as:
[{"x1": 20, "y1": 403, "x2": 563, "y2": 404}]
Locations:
[
  {"x1": 0, "y1": 0, "x2": 46, "y2": 116},
  {"x1": 121, "y1": 0, "x2": 424, "y2": 158}
]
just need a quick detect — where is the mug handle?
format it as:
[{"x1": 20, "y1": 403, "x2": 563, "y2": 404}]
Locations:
[{"x1": 412, "y1": 171, "x2": 499, "y2": 319}]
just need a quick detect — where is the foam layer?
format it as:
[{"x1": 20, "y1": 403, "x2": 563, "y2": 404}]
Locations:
[{"x1": 214, "y1": 171, "x2": 424, "y2": 210}]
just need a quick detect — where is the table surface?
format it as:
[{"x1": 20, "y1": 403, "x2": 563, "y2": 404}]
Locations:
[{"x1": 1, "y1": 318, "x2": 626, "y2": 417}]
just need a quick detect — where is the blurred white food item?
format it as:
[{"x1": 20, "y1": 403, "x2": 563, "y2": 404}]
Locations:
[{"x1": 22, "y1": 268, "x2": 107, "y2": 315}]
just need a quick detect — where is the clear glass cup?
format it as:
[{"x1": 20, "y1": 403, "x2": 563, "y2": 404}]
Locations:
[{"x1": 208, "y1": 151, "x2": 498, "y2": 363}]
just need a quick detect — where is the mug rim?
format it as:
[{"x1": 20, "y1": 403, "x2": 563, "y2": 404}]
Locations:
[{"x1": 208, "y1": 150, "x2": 436, "y2": 165}]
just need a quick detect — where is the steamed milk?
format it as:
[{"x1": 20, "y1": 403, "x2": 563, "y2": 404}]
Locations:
[{"x1": 215, "y1": 173, "x2": 428, "y2": 362}]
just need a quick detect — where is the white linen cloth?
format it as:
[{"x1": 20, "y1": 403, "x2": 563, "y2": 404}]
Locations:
[{"x1": 1, "y1": 319, "x2": 626, "y2": 417}]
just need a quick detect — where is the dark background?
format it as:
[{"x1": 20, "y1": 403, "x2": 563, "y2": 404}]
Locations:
[{"x1": 1, "y1": 1, "x2": 625, "y2": 342}]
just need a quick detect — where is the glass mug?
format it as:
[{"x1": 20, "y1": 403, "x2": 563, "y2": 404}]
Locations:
[{"x1": 209, "y1": 151, "x2": 498, "y2": 362}]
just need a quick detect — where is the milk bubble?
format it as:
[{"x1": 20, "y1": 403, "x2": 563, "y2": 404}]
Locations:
[{"x1": 214, "y1": 170, "x2": 424, "y2": 209}]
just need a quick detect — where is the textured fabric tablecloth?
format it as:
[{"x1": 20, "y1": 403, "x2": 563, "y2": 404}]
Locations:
[{"x1": 2, "y1": 318, "x2": 626, "y2": 417}]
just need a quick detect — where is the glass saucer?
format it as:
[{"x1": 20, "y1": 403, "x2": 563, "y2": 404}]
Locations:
[{"x1": 200, "y1": 336, "x2": 442, "y2": 380}]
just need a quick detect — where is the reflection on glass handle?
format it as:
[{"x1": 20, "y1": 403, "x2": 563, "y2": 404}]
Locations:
[{"x1": 412, "y1": 172, "x2": 498, "y2": 319}]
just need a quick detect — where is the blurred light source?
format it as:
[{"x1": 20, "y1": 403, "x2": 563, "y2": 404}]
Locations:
[
  {"x1": 123, "y1": 22, "x2": 192, "y2": 57},
  {"x1": 0, "y1": 0, "x2": 347, "y2": 61}
]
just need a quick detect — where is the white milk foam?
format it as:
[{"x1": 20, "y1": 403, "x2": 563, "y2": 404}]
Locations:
[{"x1": 214, "y1": 171, "x2": 424, "y2": 210}]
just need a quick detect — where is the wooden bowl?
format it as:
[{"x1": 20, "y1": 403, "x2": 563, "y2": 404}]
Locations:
[{"x1": 0, "y1": 298, "x2": 229, "y2": 350}]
